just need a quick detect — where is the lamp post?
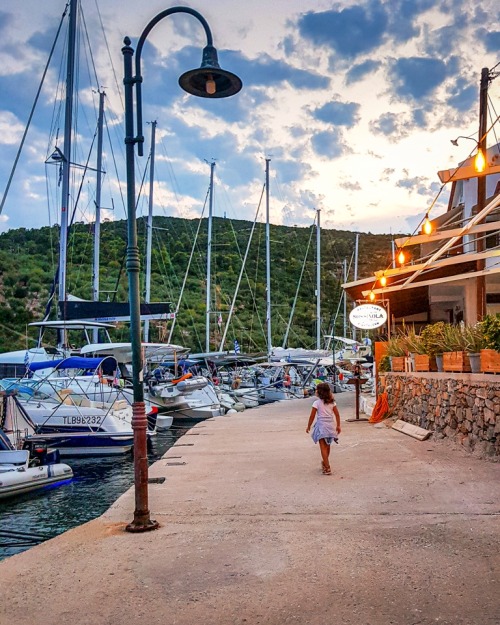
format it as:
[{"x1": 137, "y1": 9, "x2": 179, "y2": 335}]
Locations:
[{"x1": 122, "y1": 6, "x2": 242, "y2": 533}]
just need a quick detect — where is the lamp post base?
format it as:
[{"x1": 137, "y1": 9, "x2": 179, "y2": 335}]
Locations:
[{"x1": 126, "y1": 515, "x2": 160, "y2": 533}]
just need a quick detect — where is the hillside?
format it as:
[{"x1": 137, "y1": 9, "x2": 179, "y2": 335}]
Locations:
[{"x1": 0, "y1": 217, "x2": 399, "y2": 353}]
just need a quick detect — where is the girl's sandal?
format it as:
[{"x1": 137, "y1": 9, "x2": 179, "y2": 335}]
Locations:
[{"x1": 322, "y1": 466, "x2": 332, "y2": 475}]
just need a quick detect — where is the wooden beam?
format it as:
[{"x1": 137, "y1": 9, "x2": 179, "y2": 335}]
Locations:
[
  {"x1": 437, "y1": 162, "x2": 500, "y2": 183},
  {"x1": 363, "y1": 265, "x2": 500, "y2": 296},
  {"x1": 392, "y1": 419, "x2": 431, "y2": 441},
  {"x1": 394, "y1": 220, "x2": 500, "y2": 248},
  {"x1": 374, "y1": 247, "x2": 500, "y2": 279}
]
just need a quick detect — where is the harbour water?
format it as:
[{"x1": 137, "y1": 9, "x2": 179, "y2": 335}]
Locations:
[{"x1": 0, "y1": 424, "x2": 190, "y2": 561}]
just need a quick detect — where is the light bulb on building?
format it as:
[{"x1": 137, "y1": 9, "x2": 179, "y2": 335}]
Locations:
[
  {"x1": 379, "y1": 275, "x2": 387, "y2": 287},
  {"x1": 423, "y1": 217, "x2": 432, "y2": 236},
  {"x1": 474, "y1": 147, "x2": 486, "y2": 173},
  {"x1": 397, "y1": 249, "x2": 406, "y2": 265},
  {"x1": 368, "y1": 290, "x2": 376, "y2": 302}
]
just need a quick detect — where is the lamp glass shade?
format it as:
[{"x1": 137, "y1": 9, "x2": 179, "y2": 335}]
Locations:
[{"x1": 179, "y1": 45, "x2": 242, "y2": 98}]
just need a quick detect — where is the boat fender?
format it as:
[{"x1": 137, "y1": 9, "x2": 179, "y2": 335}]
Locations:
[{"x1": 172, "y1": 372, "x2": 193, "y2": 385}]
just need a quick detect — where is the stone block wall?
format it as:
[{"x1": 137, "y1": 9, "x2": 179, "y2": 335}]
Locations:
[{"x1": 383, "y1": 372, "x2": 500, "y2": 457}]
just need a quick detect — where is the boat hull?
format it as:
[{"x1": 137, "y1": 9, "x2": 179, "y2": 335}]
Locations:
[
  {"x1": 25, "y1": 432, "x2": 134, "y2": 457},
  {"x1": 0, "y1": 464, "x2": 73, "y2": 499}
]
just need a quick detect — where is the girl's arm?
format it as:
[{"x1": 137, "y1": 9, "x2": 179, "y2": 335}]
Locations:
[
  {"x1": 306, "y1": 407, "x2": 317, "y2": 433},
  {"x1": 333, "y1": 404, "x2": 341, "y2": 434}
]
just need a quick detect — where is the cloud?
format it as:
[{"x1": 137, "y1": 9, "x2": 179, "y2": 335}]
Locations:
[
  {"x1": 345, "y1": 60, "x2": 382, "y2": 85},
  {"x1": 310, "y1": 128, "x2": 346, "y2": 159},
  {"x1": 311, "y1": 100, "x2": 360, "y2": 127},
  {"x1": 298, "y1": 2, "x2": 388, "y2": 60},
  {"x1": 396, "y1": 172, "x2": 437, "y2": 198},
  {"x1": 297, "y1": 0, "x2": 437, "y2": 63},
  {"x1": 446, "y1": 79, "x2": 476, "y2": 113},
  {"x1": 390, "y1": 56, "x2": 451, "y2": 100},
  {"x1": 0, "y1": 10, "x2": 12, "y2": 34},
  {"x1": 485, "y1": 30, "x2": 500, "y2": 52},
  {"x1": 369, "y1": 112, "x2": 415, "y2": 141},
  {"x1": 339, "y1": 180, "x2": 362, "y2": 191}
]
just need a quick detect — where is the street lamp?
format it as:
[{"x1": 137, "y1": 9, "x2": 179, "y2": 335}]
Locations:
[{"x1": 122, "y1": 6, "x2": 242, "y2": 533}]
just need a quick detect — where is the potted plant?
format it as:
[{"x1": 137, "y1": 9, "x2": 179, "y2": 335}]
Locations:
[
  {"x1": 441, "y1": 323, "x2": 471, "y2": 372},
  {"x1": 384, "y1": 335, "x2": 406, "y2": 371},
  {"x1": 480, "y1": 314, "x2": 500, "y2": 373},
  {"x1": 402, "y1": 327, "x2": 425, "y2": 370},
  {"x1": 419, "y1": 322, "x2": 447, "y2": 372},
  {"x1": 464, "y1": 323, "x2": 486, "y2": 373}
]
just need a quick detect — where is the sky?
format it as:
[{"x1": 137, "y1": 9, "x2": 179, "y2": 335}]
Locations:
[{"x1": 0, "y1": 0, "x2": 499, "y2": 236}]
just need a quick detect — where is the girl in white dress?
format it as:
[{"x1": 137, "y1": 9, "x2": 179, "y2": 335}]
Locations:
[{"x1": 306, "y1": 382, "x2": 341, "y2": 475}]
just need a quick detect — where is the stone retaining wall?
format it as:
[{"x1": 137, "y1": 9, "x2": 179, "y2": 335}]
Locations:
[{"x1": 383, "y1": 372, "x2": 500, "y2": 457}]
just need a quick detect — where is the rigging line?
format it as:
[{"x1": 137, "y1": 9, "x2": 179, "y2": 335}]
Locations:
[
  {"x1": 238, "y1": 223, "x2": 266, "y2": 347},
  {"x1": 219, "y1": 185, "x2": 265, "y2": 351},
  {"x1": 155, "y1": 138, "x2": 209, "y2": 276},
  {"x1": 104, "y1": 113, "x2": 127, "y2": 219},
  {"x1": 249, "y1": 222, "x2": 266, "y2": 346},
  {"x1": 79, "y1": 6, "x2": 100, "y2": 101},
  {"x1": 105, "y1": 209, "x2": 149, "y2": 308},
  {"x1": 68, "y1": 131, "x2": 98, "y2": 228},
  {"x1": 93, "y1": 0, "x2": 124, "y2": 111},
  {"x1": 44, "y1": 164, "x2": 57, "y2": 271},
  {"x1": 0, "y1": 3, "x2": 69, "y2": 216},
  {"x1": 488, "y1": 95, "x2": 500, "y2": 149},
  {"x1": 150, "y1": 224, "x2": 175, "y2": 301},
  {"x1": 282, "y1": 221, "x2": 315, "y2": 348},
  {"x1": 167, "y1": 188, "x2": 210, "y2": 344}
]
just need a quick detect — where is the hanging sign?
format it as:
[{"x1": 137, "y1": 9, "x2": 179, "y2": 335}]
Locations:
[{"x1": 349, "y1": 304, "x2": 387, "y2": 330}]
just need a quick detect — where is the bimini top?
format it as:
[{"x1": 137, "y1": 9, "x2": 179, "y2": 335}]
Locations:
[
  {"x1": 29, "y1": 320, "x2": 116, "y2": 330},
  {"x1": 28, "y1": 356, "x2": 117, "y2": 373}
]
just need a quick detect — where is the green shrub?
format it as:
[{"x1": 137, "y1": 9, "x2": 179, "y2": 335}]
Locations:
[{"x1": 481, "y1": 314, "x2": 500, "y2": 351}]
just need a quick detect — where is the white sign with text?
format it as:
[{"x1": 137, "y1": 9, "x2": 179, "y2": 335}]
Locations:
[{"x1": 349, "y1": 304, "x2": 387, "y2": 330}]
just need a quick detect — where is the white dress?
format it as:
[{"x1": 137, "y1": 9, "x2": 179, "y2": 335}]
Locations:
[{"x1": 311, "y1": 398, "x2": 338, "y2": 445}]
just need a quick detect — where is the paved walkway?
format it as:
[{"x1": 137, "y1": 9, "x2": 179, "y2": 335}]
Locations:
[{"x1": 1, "y1": 393, "x2": 499, "y2": 625}]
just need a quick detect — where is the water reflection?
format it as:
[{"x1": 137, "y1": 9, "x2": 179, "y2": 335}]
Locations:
[{"x1": 0, "y1": 425, "x2": 190, "y2": 560}]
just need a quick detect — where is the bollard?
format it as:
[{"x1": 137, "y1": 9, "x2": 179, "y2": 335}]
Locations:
[{"x1": 346, "y1": 377, "x2": 369, "y2": 422}]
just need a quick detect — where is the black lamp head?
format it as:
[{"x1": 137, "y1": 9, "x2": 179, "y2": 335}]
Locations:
[{"x1": 179, "y1": 45, "x2": 242, "y2": 98}]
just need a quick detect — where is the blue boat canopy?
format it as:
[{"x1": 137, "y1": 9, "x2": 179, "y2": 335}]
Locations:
[
  {"x1": 28, "y1": 356, "x2": 117, "y2": 373},
  {"x1": 158, "y1": 359, "x2": 200, "y2": 368}
]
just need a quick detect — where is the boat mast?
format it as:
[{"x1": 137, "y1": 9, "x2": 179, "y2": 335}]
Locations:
[
  {"x1": 316, "y1": 208, "x2": 321, "y2": 349},
  {"x1": 58, "y1": 0, "x2": 77, "y2": 319},
  {"x1": 343, "y1": 258, "x2": 347, "y2": 337},
  {"x1": 205, "y1": 160, "x2": 215, "y2": 352},
  {"x1": 352, "y1": 232, "x2": 360, "y2": 341},
  {"x1": 92, "y1": 89, "x2": 105, "y2": 343},
  {"x1": 144, "y1": 120, "x2": 157, "y2": 343},
  {"x1": 282, "y1": 222, "x2": 315, "y2": 348},
  {"x1": 265, "y1": 158, "x2": 272, "y2": 357},
  {"x1": 218, "y1": 190, "x2": 263, "y2": 351}
]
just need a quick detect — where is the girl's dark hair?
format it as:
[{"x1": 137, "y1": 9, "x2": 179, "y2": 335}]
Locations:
[{"x1": 316, "y1": 382, "x2": 334, "y2": 404}]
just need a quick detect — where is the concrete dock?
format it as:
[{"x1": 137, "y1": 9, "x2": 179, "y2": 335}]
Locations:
[{"x1": 1, "y1": 393, "x2": 499, "y2": 625}]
